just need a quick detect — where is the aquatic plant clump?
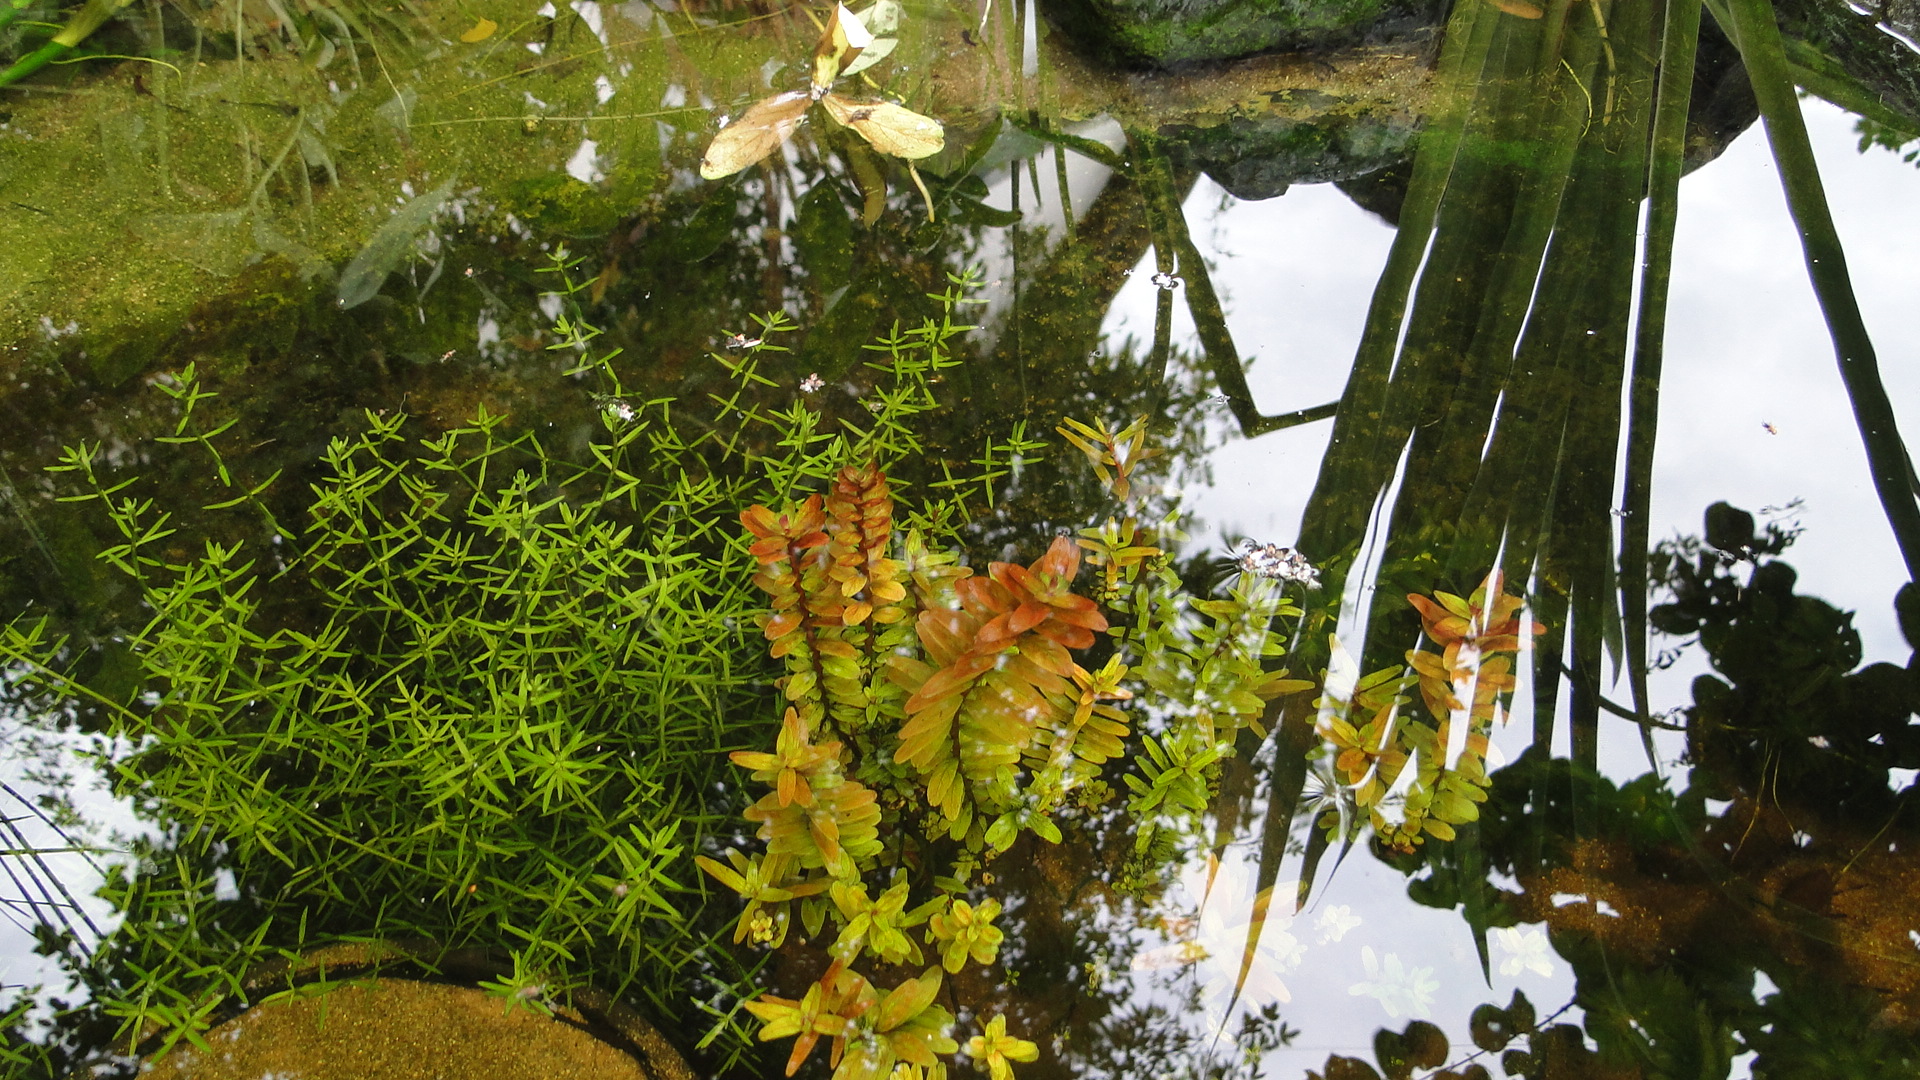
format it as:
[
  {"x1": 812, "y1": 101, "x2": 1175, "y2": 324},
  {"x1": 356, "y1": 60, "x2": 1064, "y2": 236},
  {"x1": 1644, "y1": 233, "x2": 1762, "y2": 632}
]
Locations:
[
  {"x1": 704, "y1": 410, "x2": 1390, "y2": 1074},
  {"x1": 699, "y1": 3, "x2": 944, "y2": 194},
  {"x1": 0, "y1": 255, "x2": 1024, "y2": 1070},
  {"x1": 1312, "y1": 572, "x2": 1541, "y2": 850},
  {"x1": 708, "y1": 463, "x2": 1124, "y2": 1079}
]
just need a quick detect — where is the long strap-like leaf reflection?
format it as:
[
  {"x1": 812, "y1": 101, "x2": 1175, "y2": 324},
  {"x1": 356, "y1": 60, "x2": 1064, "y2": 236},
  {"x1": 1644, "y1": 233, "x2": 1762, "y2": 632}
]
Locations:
[{"x1": 1718, "y1": 0, "x2": 1920, "y2": 583}]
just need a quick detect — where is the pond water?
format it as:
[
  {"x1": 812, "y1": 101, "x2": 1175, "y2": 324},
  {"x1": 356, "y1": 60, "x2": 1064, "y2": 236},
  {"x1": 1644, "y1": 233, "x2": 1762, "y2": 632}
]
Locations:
[{"x1": 1, "y1": 0, "x2": 1919, "y2": 1077}]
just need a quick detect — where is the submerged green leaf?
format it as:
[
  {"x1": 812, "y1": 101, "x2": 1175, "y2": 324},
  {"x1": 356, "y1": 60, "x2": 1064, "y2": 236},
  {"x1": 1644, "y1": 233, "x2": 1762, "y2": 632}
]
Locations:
[{"x1": 336, "y1": 178, "x2": 453, "y2": 309}]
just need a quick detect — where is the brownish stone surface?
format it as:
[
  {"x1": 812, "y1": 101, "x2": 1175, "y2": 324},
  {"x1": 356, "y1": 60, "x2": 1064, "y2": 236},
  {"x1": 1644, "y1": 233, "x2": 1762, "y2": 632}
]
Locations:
[{"x1": 140, "y1": 978, "x2": 654, "y2": 1080}]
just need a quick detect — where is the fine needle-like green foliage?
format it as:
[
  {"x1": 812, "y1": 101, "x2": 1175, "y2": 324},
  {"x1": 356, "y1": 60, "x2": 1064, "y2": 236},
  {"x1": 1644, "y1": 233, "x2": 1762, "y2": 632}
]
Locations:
[{"x1": 0, "y1": 251, "x2": 1022, "y2": 1070}]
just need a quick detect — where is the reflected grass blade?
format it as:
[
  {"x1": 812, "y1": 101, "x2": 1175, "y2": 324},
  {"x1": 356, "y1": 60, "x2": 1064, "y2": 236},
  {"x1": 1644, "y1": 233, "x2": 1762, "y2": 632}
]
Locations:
[
  {"x1": 1718, "y1": 0, "x2": 1920, "y2": 583},
  {"x1": 1622, "y1": 0, "x2": 1703, "y2": 770},
  {"x1": 1301, "y1": 0, "x2": 1504, "y2": 555}
]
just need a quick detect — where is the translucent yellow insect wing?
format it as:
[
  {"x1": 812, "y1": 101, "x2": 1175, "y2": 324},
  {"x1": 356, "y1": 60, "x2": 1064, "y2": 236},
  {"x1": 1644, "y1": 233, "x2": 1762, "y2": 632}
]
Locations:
[{"x1": 699, "y1": 91, "x2": 813, "y2": 180}]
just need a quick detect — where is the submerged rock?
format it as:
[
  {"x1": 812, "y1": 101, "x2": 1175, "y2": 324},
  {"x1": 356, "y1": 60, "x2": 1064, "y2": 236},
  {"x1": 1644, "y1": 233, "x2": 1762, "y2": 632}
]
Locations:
[
  {"x1": 140, "y1": 978, "x2": 662, "y2": 1080},
  {"x1": 1166, "y1": 102, "x2": 1422, "y2": 199},
  {"x1": 1039, "y1": 0, "x2": 1440, "y2": 67}
]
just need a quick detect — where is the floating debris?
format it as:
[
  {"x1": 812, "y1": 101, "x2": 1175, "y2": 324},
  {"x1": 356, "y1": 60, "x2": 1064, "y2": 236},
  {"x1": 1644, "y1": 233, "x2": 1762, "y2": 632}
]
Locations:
[
  {"x1": 1150, "y1": 272, "x2": 1182, "y2": 291},
  {"x1": 800, "y1": 373, "x2": 825, "y2": 393},
  {"x1": 723, "y1": 332, "x2": 764, "y2": 350},
  {"x1": 1234, "y1": 539, "x2": 1321, "y2": 587},
  {"x1": 1762, "y1": 421, "x2": 1780, "y2": 435}
]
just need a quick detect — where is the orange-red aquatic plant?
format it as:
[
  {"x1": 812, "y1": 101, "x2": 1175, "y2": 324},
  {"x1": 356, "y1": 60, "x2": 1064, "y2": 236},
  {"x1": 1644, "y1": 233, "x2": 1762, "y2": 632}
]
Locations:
[
  {"x1": 710, "y1": 463, "x2": 1128, "y2": 1080},
  {"x1": 1315, "y1": 571, "x2": 1541, "y2": 849}
]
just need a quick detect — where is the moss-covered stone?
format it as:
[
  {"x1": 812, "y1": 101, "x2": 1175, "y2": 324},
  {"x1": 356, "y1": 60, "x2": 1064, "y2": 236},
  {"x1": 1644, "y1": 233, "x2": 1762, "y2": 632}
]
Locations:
[
  {"x1": 1039, "y1": 0, "x2": 1438, "y2": 68},
  {"x1": 1165, "y1": 97, "x2": 1422, "y2": 198}
]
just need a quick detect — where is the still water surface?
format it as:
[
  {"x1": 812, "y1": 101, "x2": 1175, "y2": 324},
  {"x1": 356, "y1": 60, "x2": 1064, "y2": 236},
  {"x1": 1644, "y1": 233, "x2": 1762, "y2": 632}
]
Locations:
[{"x1": 1, "y1": 0, "x2": 1918, "y2": 1076}]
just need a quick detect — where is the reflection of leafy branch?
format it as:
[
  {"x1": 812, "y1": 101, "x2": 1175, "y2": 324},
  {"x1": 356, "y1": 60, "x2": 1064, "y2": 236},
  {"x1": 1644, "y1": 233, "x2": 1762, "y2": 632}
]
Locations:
[{"x1": 1312, "y1": 573, "x2": 1538, "y2": 853}]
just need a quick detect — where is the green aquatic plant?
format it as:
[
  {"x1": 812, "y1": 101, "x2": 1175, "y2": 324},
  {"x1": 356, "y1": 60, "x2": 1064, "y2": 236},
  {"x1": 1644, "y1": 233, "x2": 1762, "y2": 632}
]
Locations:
[
  {"x1": 0, "y1": 251, "x2": 1026, "y2": 1071},
  {"x1": 0, "y1": 0, "x2": 130, "y2": 91},
  {"x1": 1313, "y1": 572, "x2": 1538, "y2": 852},
  {"x1": 702, "y1": 408, "x2": 1344, "y2": 1077},
  {"x1": 708, "y1": 465, "x2": 1114, "y2": 1079}
]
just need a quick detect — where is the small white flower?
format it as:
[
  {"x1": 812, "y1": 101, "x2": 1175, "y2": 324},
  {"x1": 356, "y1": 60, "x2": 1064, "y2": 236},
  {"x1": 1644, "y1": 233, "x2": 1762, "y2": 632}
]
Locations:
[
  {"x1": 1491, "y1": 925, "x2": 1556, "y2": 979},
  {"x1": 1150, "y1": 271, "x2": 1182, "y2": 290},
  {"x1": 1315, "y1": 904, "x2": 1361, "y2": 944},
  {"x1": 1348, "y1": 946, "x2": 1438, "y2": 1019},
  {"x1": 800, "y1": 373, "x2": 825, "y2": 393}
]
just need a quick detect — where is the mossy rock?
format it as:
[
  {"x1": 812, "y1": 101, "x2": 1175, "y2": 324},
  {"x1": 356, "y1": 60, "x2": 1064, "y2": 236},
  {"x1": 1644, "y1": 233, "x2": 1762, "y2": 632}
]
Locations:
[
  {"x1": 1038, "y1": 0, "x2": 1439, "y2": 67},
  {"x1": 139, "y1": 978, "x2": 664, "y2": 1080},
  {"x1": 138, "y1": 942, "x2": 697, "y2": 1080},
  {"x1": 1166, "y1": 102, "x2": 1422, "y2": 199}
]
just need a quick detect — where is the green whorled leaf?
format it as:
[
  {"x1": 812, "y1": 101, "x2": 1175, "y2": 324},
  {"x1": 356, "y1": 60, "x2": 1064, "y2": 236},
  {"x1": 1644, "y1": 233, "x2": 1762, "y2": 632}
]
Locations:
[
  {"x1": 694, "y1": 854, "x2": 747, "y2": 893},
  {"x1": 926, "y1": 758, "x2": 962, "y2": 817},
  {"x1": 784, "y1": 669, "x2": 819, "y2": 701},
  {"x1": 336, "y1": 177, "x2": 453, "y2": 309},
  {"x1": 820, "y1": 94, "x2": 944, "y2": 161},
  {"x1": 894, "y1": 698, "x2": 959, "y2": 767},
  {"x1": 838, "y1": 0, "x2": 901, "y2": 77},
  {"x1": 835, "y1": 1037, "x2": 894, "y2": 1080},
  {"x1": 906, "y1": 661, "x2": 989, "y2": 713},
  {"x1": 802, "y1": 894, "x2": 829, "y2": 937},
  {"x1": 811, "y1": 3, "x2": 873, "y2": 95},
  {"x1": 887, "y1": 653, "x2": 935, "y2": 693},
  {"x1": 1028, "y1": 813, "x2": 1062, "y2": 844},
  {"x1": 876, "y1": 967, "x2": 942, "y2": 1033},
  {"x1": 983, "y1": 813, "x2": 1017, "y2": 851},
  {"x1": 700, "y1": 91, "x2": 812, "y2": 180}
]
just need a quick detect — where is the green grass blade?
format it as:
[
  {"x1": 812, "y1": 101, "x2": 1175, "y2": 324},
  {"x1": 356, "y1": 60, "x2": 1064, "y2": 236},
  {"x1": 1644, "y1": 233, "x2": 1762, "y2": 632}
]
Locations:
[
  {"x1": 1622, "y1": 0, "x2": 1703, "y2": 770},
  {"x1": 1718, "y1": 0, "x2": 1920, "y2": 583}
]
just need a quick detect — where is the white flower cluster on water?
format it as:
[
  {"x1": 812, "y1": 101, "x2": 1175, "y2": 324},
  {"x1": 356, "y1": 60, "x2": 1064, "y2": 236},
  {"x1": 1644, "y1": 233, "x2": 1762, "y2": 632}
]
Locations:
[{"x1": 1234, "y1": 540, "x2": 1322, "y2": 588}]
